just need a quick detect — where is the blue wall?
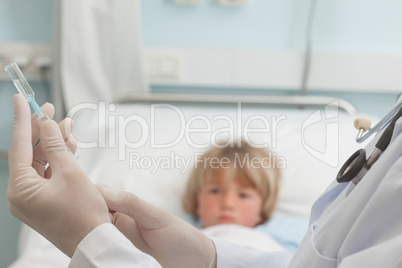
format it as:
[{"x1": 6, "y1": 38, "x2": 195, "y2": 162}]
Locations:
[
  {"x1": 0, "y1": 1, "x2": 401, "y2": 265},
  {"x1": 141, "y1": 0, "x2": 402, "y2": 53},
  {"x1": 0, "y1": 0, "x2": 53, "y2": 41},
  {"x1": 141, "y1": 0, "x2": 309, "y2": 49},
  {"x1": 313, "y1": 0, "x2": 402, "y2": 53}
]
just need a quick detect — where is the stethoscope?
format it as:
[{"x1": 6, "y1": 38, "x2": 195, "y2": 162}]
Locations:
[{"x1": 336, "y1": 101, "x2": 402, "y2": 195}]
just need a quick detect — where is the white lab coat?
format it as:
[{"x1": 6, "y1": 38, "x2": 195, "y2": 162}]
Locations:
[
  {"x1": 288, "y1": 117, "x2": 402, "y2": 267},
  {"x1": 70, "y1": 118, "x2": 402, "y2": 267},
  {"x1": 70, "y1": 224, "x2": 162, "y2": 267}
]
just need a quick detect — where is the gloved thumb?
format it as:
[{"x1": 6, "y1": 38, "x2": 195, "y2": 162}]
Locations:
[
  {"x1": 96, "y1": 184, "x2": 170, "y2": 228},
  {"x1": 40, "y1": 119, "x2": 77, "y2": 171}
]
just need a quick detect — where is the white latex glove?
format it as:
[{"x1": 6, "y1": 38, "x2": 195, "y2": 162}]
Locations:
[
  {"x1": 97, "y1": 184, "x2": 217, "y2": 268},
  {"x1": 8, "y1": 94, "x2": 111, "y2": 257}
]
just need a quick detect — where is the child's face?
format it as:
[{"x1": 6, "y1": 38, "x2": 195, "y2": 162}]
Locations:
[{"x1": 196, "y1": 169, "x2": 263, "y2": 228}]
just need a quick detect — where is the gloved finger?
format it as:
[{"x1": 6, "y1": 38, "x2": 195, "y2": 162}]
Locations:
[
  {"x1": 8, "y1": 95, "x2": 47, "y2": 219},
  {"x1": 42, "y1": 135, "x2": 77, "y2": 179},
  {"x1": 111, "y1": 211, "x2": 151, "y2": 252},
  {"x1": 60, "y1": 118, "x2": 78, "y2": 155},
  {"x1": 59, "y1": 118, "x2": 74, "y2": 141},
  {"x1": 111, "y1": 211, "x2": 140, "y2": 238},
  {"x1": 32, "y1": 118, "x2": 76, "y2": 177},
  {"x1": 39, "y1": 118, "x2": 77, "y2": 157},
  {"x1": 96, "y1": 184, "x2": 174, "y2": 229},
  {"x1": 44, "y1": 165, "x2": 52, "y2": 179},
  {"x1": 66, "y1": 135, "x2": 78, "y2": 156},
  {"x1": 31, "y1": 103, "x2": 54, "y2": 147},
  {"x1": 9, "y1": 95, "x2": 34, "y2": 176},
  {"x1": 96, "y1": 185, "x2": 149, "y2": 247},
  {"x1": 96, "y1": 184, "x2": 139, "y2": 231},
  {"x1": 39, "y1": 120, "x2": 80, "y2": 172}
]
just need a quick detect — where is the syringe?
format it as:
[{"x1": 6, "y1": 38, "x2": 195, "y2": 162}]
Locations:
[
  {"x1": 5, "y1": 62, "x2": 50, "y2": 125},
  {"x1": 5, "y1": 62, "x2": 75, "y2": 157}
]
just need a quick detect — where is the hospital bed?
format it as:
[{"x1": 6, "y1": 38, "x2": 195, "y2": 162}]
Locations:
[{"x1": 10, "y1": 94, "x2": 370, "y2": 267}]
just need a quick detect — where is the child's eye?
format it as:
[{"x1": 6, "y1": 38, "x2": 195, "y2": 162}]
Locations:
[
  {"x1": 239, "y1": 193, "x2": 250, "y2": 198},
  {"x1": 209, "y1": 188, "x2": 221, "y2": 194}
]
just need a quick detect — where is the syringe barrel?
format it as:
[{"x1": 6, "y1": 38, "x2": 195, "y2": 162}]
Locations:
[{"x1": 5, "y1": 63, "x2": 35, "y2": 99}]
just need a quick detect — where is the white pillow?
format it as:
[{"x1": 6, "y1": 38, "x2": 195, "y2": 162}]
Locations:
[{"x1": 71, "y1": 103, "x2": 373, "y2": 217}]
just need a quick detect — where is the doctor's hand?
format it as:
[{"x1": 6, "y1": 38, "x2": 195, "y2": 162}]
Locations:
[
  {"x1": 97, "y1": 185, "x2": 217, "y2": 268},
  {"x1": 8, "y1": 95, "x2": 111, "y2": 258}
]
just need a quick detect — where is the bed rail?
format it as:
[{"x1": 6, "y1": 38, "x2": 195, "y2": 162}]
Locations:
[{"x1": 118, "y1": 93, "x2": 358, "y2": 115}]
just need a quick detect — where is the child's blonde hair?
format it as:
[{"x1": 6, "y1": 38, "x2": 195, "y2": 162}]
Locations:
[{"x1": 183, "y1": 140, "x2": 281, "y2": 223}]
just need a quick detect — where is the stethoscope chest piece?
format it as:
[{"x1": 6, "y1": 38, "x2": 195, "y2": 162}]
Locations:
[{"x1": 336, "y1": 149, "x2": 366, "y2": 183}]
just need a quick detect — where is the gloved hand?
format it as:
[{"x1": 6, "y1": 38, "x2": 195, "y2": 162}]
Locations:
[
  {"x1": 97, "y1": 184, "x2": 217, "y2": 268},
  {"x1": 8, "y1": 94, "x2": 111, "y2": 257},
  {"x1": 29, "y1": 100, "x2": 74, "y2": 179}
]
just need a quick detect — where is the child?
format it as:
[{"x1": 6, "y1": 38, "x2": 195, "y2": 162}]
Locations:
[{"x1": 183, "y1": 140, "x2": 285, "y2": 253}]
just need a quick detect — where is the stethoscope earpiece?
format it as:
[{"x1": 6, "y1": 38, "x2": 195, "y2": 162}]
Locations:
[
  {"x1": 354, "y1": 117, "x2": 371, "y2": 131},
  {"x1": 354, "y1": 117, "x2": 371, "y2": 141}
]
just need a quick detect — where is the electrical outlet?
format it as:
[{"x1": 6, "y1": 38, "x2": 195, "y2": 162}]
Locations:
[
  {"x1": 145, "y1": 51, "x2": 183, "y2": 82},
  {"x1": 157, "y1": 55, "x2": 181, "y2": 78}
]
